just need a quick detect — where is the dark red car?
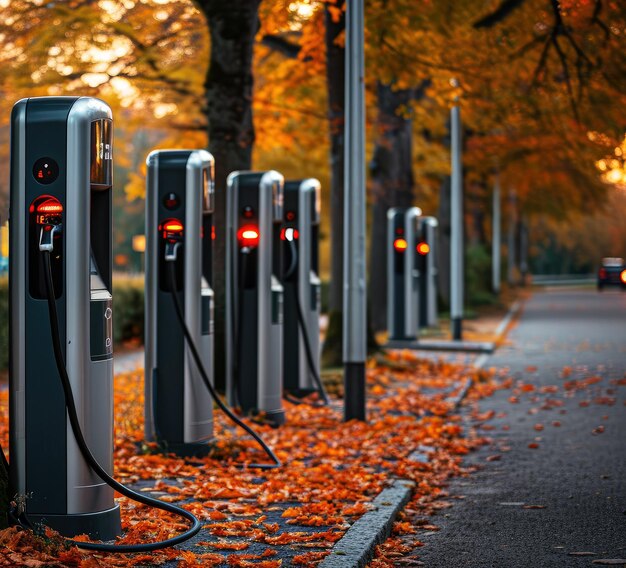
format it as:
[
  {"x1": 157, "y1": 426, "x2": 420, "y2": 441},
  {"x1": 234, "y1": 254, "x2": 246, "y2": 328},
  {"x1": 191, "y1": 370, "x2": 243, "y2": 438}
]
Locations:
[{"x1": 597, "y1": 258, "x2": 626, "y2": 291}]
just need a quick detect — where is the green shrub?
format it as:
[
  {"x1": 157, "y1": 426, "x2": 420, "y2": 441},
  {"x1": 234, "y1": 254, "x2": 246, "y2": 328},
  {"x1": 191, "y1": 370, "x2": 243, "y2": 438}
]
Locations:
[
  {"x1": 465, "y1": 244, "x2": 496, "y2": 308},
  {"x1": 112, "y1": 273, "x2": 145, "y2": 346},
  {"x1": 0, "y1": 274, "x2": 144, "y2": 372}
]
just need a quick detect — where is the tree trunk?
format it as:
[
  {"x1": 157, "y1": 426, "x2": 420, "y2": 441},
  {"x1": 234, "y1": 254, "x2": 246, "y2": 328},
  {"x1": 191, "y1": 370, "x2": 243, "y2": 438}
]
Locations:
[
  {"x1": 368, "y1": 82, "x2": 415, "y2": 332},
  {"x1": 0, "y1": 457, "x2": 8, "y2": 529},
  {"x1": 468, "y1": 178, "x2": 488, "y2": 247},
  {"x1": 194, "y1": 0, "x2": 261, "y2": 387},
  {"x1": 321, "y1": 0, "x2": 346, "y2": 368}
]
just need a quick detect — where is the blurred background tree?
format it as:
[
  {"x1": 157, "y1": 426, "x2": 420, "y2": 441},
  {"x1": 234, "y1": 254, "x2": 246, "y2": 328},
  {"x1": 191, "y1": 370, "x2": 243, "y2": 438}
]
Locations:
[{"x1": 0, "y1": 0, "x2": 625, "y2": 348}]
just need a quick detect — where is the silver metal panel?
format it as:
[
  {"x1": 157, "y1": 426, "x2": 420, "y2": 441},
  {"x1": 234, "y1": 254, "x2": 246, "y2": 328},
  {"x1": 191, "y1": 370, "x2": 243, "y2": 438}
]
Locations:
[
  {"x1": 9, "y1": 99, "x2": 27, "y2": 496},
  {"x1": 224, "y1": 172, "x2": 239, "y2": 407},
  {"x1": 73, "y1": 358, "x2": 114, "y2": 510},
  {"x1": 450, "y1": 104, "x2": 464, "y2": 321},
  {"x1": 343, "y1": 0, "x2": 367, "y2": 364},
  {"x1": 65, "y1": 97, "x2": 114, "y2": 514},
  {"x1": 297, "y1": 179, "x2": 321, "y2": 390},
  {"x1": 421, "y1": 216, "x2": 439, "y2": 327},
  {"x1": 144, "y1": 150, "x2": 159, "y2": 441},
  {"x1": 386, "y1": 208, "x2": 398, "y2": 338},
  {"x1": 404, "y1": 207, "x2": 422, "y2": 339},
  {"x1": 267, "y1": 275, "x2": 284, "y2": 411},
  {"x1": 492, "y1": 173, "x2": 501, "y2": 294},
  {"x1": 258, "y1": 171, "x2": 284, "y2": 412},
  {"x1": 183, "y1": 150, "x2": 213, "y2": 443}
]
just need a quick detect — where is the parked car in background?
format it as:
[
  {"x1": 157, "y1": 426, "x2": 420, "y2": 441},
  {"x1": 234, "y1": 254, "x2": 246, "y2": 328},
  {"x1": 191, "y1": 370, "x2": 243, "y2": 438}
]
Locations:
[{"x1": 597, "y1": 257, "x2": 626, "y2": 290}]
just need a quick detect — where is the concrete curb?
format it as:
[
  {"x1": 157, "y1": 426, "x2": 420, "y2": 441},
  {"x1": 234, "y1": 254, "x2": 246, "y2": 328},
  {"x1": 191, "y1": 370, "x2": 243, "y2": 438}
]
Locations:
[
  {"x1": 319, "y1": 479, "x2": 415, "y2": 568},
  {"x1": 494, "y1": 299, "x2": 521, "y2": 337},
  {"x1": 385, "y1": 338, "x2": 495, "y2": 354},
  {"x1": 325, "y1": 299, "x2": 526, "y2": 566}
]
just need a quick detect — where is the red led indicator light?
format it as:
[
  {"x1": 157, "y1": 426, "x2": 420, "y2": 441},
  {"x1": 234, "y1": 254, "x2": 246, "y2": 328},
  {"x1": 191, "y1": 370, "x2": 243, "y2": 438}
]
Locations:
[
  {"x1": 161, "y1": 218, "x2": 184, "y2": 239},
  {"x1": 393, "y1": 238, "x2": 408, "y2": 252},
  {"x1": 36, "y1": 199, "x2": 64, "y2": 214},
  {"x1": 163, "y1": 220, "x2": 183, "y2": 233},
  {"x1": 237, "y1": 225, "x2": 260, "y2": 247},
  {"x1": 416, "y1": 242, "x2": 430, "y2": 255},
  {"x1": 286, "y1": 211, "x2": 296, "y2": 222}
]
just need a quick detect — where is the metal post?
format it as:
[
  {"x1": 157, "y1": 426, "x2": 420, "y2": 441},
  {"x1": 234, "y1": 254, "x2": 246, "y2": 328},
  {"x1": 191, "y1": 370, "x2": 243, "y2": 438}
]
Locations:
[
  {"x1": 520, "y1": 215, "x2": 529, "y2": 284},
  {"x1": 492, "y1": 171, "x2": 501, "y2": 294},
  {"x1": 343, "y1": 0, "x2": 366, "y2": 421},
  {"x1": 450, "y1": 101, "x2": 463, "y2": 340},
  {"x1": 507, "y1": 187, "x2": 517, "y2": 286}
]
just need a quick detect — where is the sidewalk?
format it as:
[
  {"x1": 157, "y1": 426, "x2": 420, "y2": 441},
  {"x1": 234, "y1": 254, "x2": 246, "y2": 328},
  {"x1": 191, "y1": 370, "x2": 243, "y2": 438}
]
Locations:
[{"x1": 0, "y1": 298, "x2": 523, "y2": 567}]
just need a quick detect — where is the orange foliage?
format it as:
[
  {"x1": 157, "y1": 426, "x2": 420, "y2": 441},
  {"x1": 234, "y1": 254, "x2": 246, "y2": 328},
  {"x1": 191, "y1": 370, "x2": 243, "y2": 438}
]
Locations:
[{"x1": 0, "y1": 353, "x2": 498, "y2": 565}]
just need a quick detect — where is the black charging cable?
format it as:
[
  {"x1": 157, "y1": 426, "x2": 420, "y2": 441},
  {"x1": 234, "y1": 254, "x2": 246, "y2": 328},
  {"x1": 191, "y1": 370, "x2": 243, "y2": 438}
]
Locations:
[
  {"x1": 41, "y1": 249, "x2": 201, "y2": 552},
  {"x1": 284, "y1": 235, "x2": 330, "y2": 405},
  {"x1": 164, "y1": 244, "x2": 280, "y2": 470}
]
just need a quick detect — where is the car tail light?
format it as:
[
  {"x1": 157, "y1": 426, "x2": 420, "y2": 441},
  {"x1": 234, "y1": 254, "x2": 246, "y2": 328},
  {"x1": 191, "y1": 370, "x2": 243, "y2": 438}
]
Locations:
[
  {"x1": 599, "y1": 268, "x2": 607, "y2": 279},
  {"x1": 621, "y1": 270, "x2": 626, "y2": 284}
]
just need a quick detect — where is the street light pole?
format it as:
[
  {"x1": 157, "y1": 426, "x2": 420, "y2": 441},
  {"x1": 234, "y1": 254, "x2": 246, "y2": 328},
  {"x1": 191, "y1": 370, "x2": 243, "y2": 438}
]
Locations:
[
  {"x1": 343, "y1": 0, "x2": 367, "y2": 422},
  {"x1": 492, "y1": 170, "x2": 501, "y2": 294},
  {"x1": 450, "y1": 97, "x2": 464, "y2": 341},
  {"x1": 507, "y1": 186, "x2": 517, "y2": 286}
]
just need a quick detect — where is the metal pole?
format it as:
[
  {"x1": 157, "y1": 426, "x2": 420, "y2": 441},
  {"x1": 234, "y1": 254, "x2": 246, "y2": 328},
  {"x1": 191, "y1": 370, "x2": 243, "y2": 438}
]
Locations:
[
  {"x1": 343, "y1": 0, "x2": 366, "y2": 421},
  {"x1": 520, "y1": 215, "x2": 529, "y2": 285},
  {"x1": 492, "y1": 171, "x2": 501, "y2": 294},
  {"x1": 507, "y1": 187, "x2": 517, "y2": 286},
  {"x1": 450, "y1": 102, "x2": 463, "y2": 340}
]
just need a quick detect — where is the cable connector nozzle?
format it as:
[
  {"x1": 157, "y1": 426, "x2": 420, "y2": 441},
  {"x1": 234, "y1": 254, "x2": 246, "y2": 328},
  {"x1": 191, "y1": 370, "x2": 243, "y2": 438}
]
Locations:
[
  {"x1": 165, "y1": 239, "x2": 181, "y2": 262},
  {"x1": 39, "y1": 224, "x2": 61, "y2": 252}
]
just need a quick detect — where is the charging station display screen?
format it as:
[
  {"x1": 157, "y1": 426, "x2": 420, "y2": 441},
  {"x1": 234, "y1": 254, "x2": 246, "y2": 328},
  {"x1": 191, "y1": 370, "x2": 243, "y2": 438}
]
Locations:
[{"x1": 90, "y1": 119, "x2": 112, "y2": 189}]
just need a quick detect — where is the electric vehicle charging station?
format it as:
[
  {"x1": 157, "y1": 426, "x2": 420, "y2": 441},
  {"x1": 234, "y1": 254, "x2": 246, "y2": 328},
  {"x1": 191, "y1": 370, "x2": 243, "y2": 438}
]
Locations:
[
  {"x1": 418, "y1": 216, "x2": 439, "y2": 329},
  {"x1": 144, "y1": 149, "x2": 215, "y2": 455},
  {"x1": 225, "y1": 171, "x2": 285, "y2": 425},
  {"x1": 387, "y1": 206, "x2": 423, "y2": 341},
  {"x1": 9, "y1": 97, "x2": 121, "y2": 539},
  {"x1": 282, "y1": 179, "x2": 322, "y2": 397}
]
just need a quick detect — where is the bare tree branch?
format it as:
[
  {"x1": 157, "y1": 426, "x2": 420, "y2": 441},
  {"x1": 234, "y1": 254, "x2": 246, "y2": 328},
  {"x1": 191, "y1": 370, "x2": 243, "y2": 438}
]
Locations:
[
  {"x1": 551, "y1": 34, "x2": 579, "y2": 120},
  {"x1": 473, "y1": 0, "x2": 527, "y2": 29},
  {"x1": 260, "y1": 34, "x2": 301, "y2": 58}
]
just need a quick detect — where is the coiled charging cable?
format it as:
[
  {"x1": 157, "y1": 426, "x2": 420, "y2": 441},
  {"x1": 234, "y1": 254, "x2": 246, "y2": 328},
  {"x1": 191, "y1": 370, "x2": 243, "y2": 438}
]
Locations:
[
  {"x1": 164, "y1": 242, "x2": 281, "y2": 470},
  {"x1": 283, "y1": 232, "x2": 330, "y2": 405}
]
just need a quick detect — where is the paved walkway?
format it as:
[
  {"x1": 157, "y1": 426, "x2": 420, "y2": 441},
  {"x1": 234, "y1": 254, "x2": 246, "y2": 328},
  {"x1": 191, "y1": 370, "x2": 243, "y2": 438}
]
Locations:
[{"x1": 416, "y1": 288, "x2": 626, "y2": 567}]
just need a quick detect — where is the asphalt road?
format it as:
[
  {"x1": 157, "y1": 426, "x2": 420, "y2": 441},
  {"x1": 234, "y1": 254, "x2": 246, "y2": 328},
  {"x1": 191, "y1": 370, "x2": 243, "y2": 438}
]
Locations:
[{"x1": 417, "y1": 288, "x2": 626, "y2": 568}]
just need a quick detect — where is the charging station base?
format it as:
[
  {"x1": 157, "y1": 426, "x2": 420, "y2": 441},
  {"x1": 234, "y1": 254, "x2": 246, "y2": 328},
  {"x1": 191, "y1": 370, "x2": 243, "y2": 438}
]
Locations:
[
  {"x1": 151, "y1": 439, "x2": 216, "y2": 458},
  {"x1": 28, "y1": 504, "x2": 121, "y2": 541},
  {"x1": 285, "y1": 388, "x2": 318, "y2": 399},
  {"x1": 257, "y1": 409, "x2": 286, "y2": 428}
]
